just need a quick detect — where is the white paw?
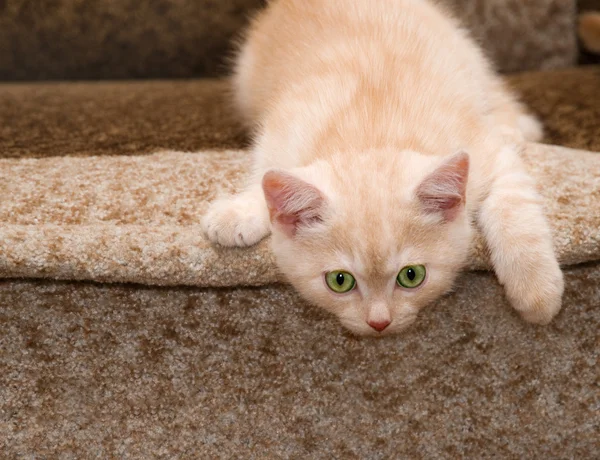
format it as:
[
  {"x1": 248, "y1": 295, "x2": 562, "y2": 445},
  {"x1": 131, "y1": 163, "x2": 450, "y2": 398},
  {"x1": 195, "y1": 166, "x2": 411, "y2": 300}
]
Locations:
[
  {"x1": 507, "y1": 261, "x2": 564, "y2": 325},
  {"x1": 517, "y1": 114, "x2": 543, "y2": 142},
  {"x1": 202, "y1": 196, "x2": 270, "y2": 247}
]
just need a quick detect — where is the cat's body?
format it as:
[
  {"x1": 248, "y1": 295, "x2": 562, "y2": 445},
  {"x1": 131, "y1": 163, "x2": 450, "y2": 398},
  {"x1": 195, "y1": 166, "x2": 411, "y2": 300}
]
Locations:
[{"x1": 203, "y1": 0, "x2": 563, "y2": 335}]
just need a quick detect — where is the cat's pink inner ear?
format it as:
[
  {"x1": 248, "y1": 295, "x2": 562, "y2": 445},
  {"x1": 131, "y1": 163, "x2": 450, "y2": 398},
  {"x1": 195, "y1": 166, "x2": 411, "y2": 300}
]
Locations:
[
  {"x1": 262, "y1": 170, "x2": 325, "y2": 236},
  {"x1": 416, "y1": 152, "x2": 469, "y2": 222}
]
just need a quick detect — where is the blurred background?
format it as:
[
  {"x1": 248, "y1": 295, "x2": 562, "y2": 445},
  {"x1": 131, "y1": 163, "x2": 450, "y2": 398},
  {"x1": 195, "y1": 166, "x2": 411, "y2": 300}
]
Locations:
[{"x1": 0, "y1": 0, "x2": 598, "y2": 82}]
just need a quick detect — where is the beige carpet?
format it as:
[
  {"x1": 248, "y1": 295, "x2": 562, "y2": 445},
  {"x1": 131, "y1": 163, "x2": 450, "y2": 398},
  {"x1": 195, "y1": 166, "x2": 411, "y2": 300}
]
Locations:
[
  {"x1": 0, "y1": 0, "x2": 576, "y2": 81},
  {"x1": 0, "y1": 144, "x2": 599, "y2": 288},
  {"x1": 1, "y1": 70, "x2": 599, "y2": 457},
  {"x1": 1, "y1": 265, "x2": 598, "y2": 457}
]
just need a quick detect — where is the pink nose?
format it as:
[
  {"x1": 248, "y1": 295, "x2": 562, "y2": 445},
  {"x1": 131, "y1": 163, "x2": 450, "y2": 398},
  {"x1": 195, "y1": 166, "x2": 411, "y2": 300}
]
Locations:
[{"x1": 368, "y1": 320, "x2": 391, "y2": 332}]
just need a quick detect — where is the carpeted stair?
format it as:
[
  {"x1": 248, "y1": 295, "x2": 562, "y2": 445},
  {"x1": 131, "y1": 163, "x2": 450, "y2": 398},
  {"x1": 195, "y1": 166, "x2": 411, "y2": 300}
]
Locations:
[{"x1": 1, "y1": 0, "x2": 599, "y2": 456}]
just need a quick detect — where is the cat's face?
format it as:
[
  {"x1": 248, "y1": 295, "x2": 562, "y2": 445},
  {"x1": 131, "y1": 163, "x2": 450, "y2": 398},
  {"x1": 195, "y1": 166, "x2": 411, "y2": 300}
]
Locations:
[{"x1": 263, "y1": 150, "x2": 472, "y2": 336}]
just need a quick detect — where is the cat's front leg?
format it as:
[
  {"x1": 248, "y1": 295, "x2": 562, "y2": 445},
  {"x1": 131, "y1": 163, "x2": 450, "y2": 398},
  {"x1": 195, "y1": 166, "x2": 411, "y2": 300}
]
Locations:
[
  {"x1": 478, "y1": 148, "x2": 563, "y2": 324},
  {"x1": 202, "y1": 183, "x2": 271, "y2": 247}
]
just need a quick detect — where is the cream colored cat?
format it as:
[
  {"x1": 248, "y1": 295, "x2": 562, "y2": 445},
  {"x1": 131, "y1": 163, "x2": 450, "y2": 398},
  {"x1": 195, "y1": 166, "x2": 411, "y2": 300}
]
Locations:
[{"x1": 202, "y1": 0, "x2": 563, "y2": 335}]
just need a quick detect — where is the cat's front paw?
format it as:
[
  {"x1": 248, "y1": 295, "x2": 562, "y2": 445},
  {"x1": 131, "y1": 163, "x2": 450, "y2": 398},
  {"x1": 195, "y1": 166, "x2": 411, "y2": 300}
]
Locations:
[
  {"x1": 202, "y1": 195, "x2": 270, "y2": 247},
  {"x1": 507, "y1": 261, "x2": 564, "y2": 325}
]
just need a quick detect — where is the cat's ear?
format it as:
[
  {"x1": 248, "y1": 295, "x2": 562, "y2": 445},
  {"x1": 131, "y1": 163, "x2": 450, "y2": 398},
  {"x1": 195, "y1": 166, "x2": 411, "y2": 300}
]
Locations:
[
  {"x1": 416, "y1": 151, "x2": 469, "y2": 222},
  {"x1": 262, "y1": 169, "x2": 325, "y2": 236}
]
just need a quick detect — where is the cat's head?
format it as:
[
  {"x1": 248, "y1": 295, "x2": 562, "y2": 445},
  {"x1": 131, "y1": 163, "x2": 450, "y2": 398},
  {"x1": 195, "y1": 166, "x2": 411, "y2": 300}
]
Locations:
[{"x1": 262, "y1": 150, "x2": 472, "y2": 336}]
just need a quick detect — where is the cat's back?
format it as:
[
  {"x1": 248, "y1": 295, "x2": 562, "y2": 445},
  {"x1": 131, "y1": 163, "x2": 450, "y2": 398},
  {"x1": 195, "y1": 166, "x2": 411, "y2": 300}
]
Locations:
[{"x1": 234, "y1": 0, "x2": 491, "y2": 128}]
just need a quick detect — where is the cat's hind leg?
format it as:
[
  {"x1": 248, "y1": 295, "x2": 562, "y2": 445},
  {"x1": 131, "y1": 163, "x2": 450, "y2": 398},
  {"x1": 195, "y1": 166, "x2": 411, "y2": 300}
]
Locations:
[
  {"x1": 202, "y1": 183, "x2": 271, "y2": 247},
  {"x1": 478, "y1": 145, "x2": 563, "y2": 324},
  {"x1": 515, "y1": 112, "x2": 543, "y2": 143},
  {"x1": 488, "y1": 78, "x2": 543, "y2": 143}
]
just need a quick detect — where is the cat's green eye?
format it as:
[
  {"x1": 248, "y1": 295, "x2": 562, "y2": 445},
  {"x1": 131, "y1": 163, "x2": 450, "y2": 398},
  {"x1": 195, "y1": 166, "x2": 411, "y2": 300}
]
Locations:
[
  {"x1": 397, "y1": 265, "x2": 426, "y2": 289},
  {"x1": 325, "y1": 271, "x2": 356, "y2": 293}
]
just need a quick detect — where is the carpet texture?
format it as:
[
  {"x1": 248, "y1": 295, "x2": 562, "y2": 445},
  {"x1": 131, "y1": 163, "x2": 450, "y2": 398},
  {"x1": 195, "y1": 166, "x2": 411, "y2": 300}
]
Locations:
[
  {"x1": 1, "y1": 68, "x2": 599, "y2": 287},
  {"x1": 1, "y1": 65, "x2": 599, "y2": 457},
  {"x1": 0, "y1": 80, "x2": 248, "y2": 159},
  {"x1": 0, "y1": 144, "x2": 598, "y2": 288},
  {"x1": 1, "y1": 264, "x2": 598, "y2": 457},
  {"x1": 0, "y1": 0, "x2": 576, "y2": 81},
  {"x1": 507, "y1": 67, "x2": 600, "y2": 152},
  {"x1": 2, "y1": 68, "x2": 599, "y2": 161}
]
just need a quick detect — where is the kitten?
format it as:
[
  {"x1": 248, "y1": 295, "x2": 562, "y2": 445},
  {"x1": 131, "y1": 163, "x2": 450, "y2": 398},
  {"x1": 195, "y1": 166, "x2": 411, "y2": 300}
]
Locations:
[{"x1": 202, "y1": 0, "x2": 563, "y2": 335}]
